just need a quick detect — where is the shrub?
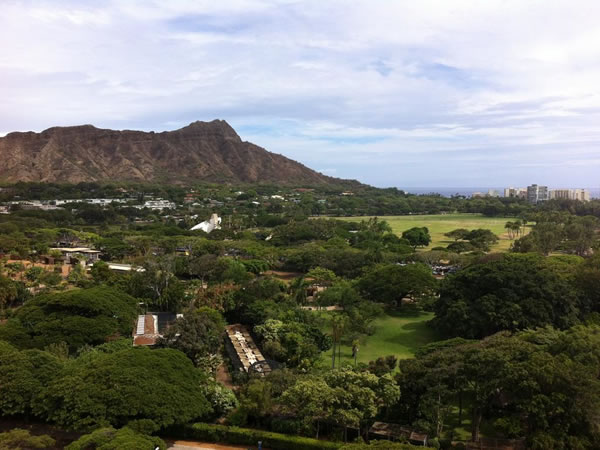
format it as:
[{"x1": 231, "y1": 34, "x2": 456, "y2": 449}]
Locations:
[{"x1": 176, "y1": 423, "x2": 340, "y2": 450}]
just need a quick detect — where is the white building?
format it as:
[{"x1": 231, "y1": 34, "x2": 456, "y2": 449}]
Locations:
[
  {"x1": 141, "y1": 199, "x2": 176, "y2": 210},
  {"x1": 50, "y1": 247, "x2": 101, "y2": 265},
  {"x1": 504, "y1": 187, "x2": 527, "y2": 198},
  {"x1": 190, "y1": 213, "x2": 222, "y2": 233},
  {"x1": 549, "y1": 188, "x2": 591, "y2": 202}
]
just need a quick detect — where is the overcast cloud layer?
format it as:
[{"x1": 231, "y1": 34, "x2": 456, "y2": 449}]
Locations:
[{"x1": 1, "y1": 0, "x2": 600, "y2": 188}]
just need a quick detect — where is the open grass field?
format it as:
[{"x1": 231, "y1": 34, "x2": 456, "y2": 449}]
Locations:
[
  {"x1": 340, "y1": 213, "x2": 527, "y2": 252},
  {"x1": 316, "y1": 310, "x2": 438, "y2": 369}
]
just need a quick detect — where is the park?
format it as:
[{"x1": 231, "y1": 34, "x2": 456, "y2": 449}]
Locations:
[{"x1": 339, "y1": 213, "x2": 525, "y2": 252}]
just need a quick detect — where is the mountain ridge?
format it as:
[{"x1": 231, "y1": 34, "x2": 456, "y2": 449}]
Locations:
[{"x1": 0, "y1": 120, "x2": 359, "y2": 186}]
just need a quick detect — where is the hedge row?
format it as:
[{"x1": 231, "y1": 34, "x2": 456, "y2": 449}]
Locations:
[{"x1": 177, "y1": 423, "x2": 341, "y2": 450}]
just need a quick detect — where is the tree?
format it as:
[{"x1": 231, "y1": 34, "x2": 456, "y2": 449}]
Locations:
[
  {"x1": 565, "y1": 216, "x2": 599, "y2": 256},
  {"x1": 512, "y1": 221, "x2": 564, "y2": 256},
  {"x1": 280, "y1": 378, "x2": 334, "y2": 438},
  {"x1": 67, "y1": 263, "x2": 88, "y2": 287},
  {"x1": 358, "y1": 217, "x2": 392, "y2": 234},
  {"x1": 351, "y1": 339, "x2": 359, "y2": 367},
  {"x1": 0, "y1": 343, "x2": 62, "y2": 418},
  {"x1": 446, "y1": 241, "x2": 475, "y2": 254},
  {"x1": 396, "y1": 331, "x2": 598, "y2": 443},
  {"x1": 358, "y1": 263, "x2": 437, "y2": 307},
  {"x1": 464, "y1": 229, "x2": 498, "y2": 251},
  {"x1": 504, "y1": 220, "x2": 523, "y2": 240},
  {"x1": 235, "y1": 378, "x2": 274, "y2": 427},
  {"x1": 330, "y1": 314, "x2": 348, "y2": 369},
  {"x1": 0, "y1": 286, "x2": 139, "y2": 352},
  {"x1": 0, "y1": 275, "x2": 18, "y2": 312},
  {"x1": 280, "y1": 368, "x2": 400, "y2": 441},
  {"x1": 90, "y1": 260, "x2": 114, "y2": 284},
  {"x1": 0, "y1": 342, "x2": 46, "y2": 416},
  {"x1": 25, "y1": 266, "x2": 45, "y2": 284},
  {"x1": 433, "y1": 254, "x2": 581, "y2": 338},
  {"x1": 445, "y1": 228, "x2": 470, "y2": 241},
  {"x1": 315, "y1": 280, "x2": 362, "y2": 309},
  {"x1": 65, "y1": 427, "x2": 165, "y2": 450},
  {"x1": 0, "y1": 429, "x2": 55, "y2": 450},
  {"x1": 402, "y1": 227, "x2": 431, "y2": 250},
  {"x1": 157, "y1": 307, "x2": 225, "y2": 368},
  {"x1": 200, "y1": 380, "x2": 238, "y2": 418},
  {"x1": 36, "y1": 347, "x2": 213, "y2": 430},
  {"x1": 305, "y1": 266, "x2": 338, "y2": 286},
  {"x1": 127, "y1": 257, "x2": 187, "y2": 311},
  {"x1": 367, "y1": 355, "x2": 398, "y2": 376},
  {"x1": 254, "y1": 318, "x2": 329, "y2": 367},
  {"x1": 97, "y1": 237, "x2": 133, "y2": 260},
  {"x1": 339, "y1": 442, "x2": 416, "y2": 450}
]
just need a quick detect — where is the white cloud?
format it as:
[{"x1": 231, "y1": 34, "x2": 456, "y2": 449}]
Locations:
[{"x1": 1, "y1": 0, "x2": 600, "y2": 186}]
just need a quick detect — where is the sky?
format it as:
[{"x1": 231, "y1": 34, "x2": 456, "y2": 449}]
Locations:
[{"x1": 1, "y1": 0, "x2": 600, "y2": 188}]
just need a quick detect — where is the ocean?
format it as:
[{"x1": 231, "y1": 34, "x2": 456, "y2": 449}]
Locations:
[{"x1": 399, "y1": 187, "x2": 600, "y2": 199}]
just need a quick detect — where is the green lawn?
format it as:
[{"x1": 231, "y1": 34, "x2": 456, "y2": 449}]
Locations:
[
  {"x1": 317, "y1": 311, "x2": 438, "y2": 369},
  {"x1": 340, "y1": 213, "x2": 527, "y2": 252}
]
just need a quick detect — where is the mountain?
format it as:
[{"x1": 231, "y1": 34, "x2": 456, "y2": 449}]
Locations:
[{"x1": 0, "y1": 120, "x2": 355, "y2": 186}]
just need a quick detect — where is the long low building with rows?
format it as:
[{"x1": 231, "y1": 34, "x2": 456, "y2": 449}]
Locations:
[{"x1": 224, "y1": 324, "x2": 272, "y2": 376}]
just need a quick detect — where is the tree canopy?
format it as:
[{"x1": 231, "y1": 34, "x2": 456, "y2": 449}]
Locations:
[
  {"x1": 65, "y1": 427, "x2": 165, "y2": 450},
  {"x1": 395, "y1": 327, "x2": 600, "y2": 447},
  {"x1": 358, "y1": 263, "x2": 437, "y2": 306},
  {"x1": 157, "y1": 307, "x2": 225, "y2": 367},
  {"x1": 0, "y1": 286, "x2": 138, "y2": 351},
  {"x1": 36, "y1": 347, "x2": 212, "y2": 430},
  {"x1": 401, "y1": 227, "x2": 431, "y2": 250},
  {"x1": 433, "y1": 254, "x2": 582, "y2": 338}
]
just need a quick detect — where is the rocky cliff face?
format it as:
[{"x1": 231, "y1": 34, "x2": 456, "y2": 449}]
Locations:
[{"x1": 0, "y1": 120, "x2": 348, "y2": 185}]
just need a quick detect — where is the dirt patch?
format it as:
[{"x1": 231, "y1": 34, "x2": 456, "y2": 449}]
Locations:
[
  {"x1": 263, "y1": 270, "x2": 303, "y2": 283},
  {"x1": 216, "y1": 363, "x2": 236, "y2": 391}
]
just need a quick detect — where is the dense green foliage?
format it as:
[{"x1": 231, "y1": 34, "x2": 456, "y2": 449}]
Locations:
[
  {"x1": 1, "y1": 182, "x2": 600, "y2": 448},
  {"x1": 178, "y1": 422, "x2": 340, "y2": 450},
  {"x1": 0, "y1": 286, "x2": 138, "y2": 351},
  {"x1": 395, "y1": 327, "x2": 600, "y2": 447},
  {"x1": 358, "y1": 263, "x2": 437, "y2": 306},
  {"x1": 157, "y1": 307, "x2": 226, "y2": 367},
  {"x1": 37, "y1": 347, "x2": 212, "y2": 430},
  {"x1": 338, "y1": 443, "x2": 419, "y2": 450},
  {"x1": 433, "y1": 254, "x2": 582, "y2": 338},
  {"x1": 65, "y1": 427, "x2": 166, "y2": 450},
  {"x1": 0, "y1": 429, "x2": 55, "y2": 450},
  {"x1": 401, "y1": 227, "x2": 431, "y2": 250},
  {"x1": 0, "y1": 341, "x2": 62, "y2": 416}
]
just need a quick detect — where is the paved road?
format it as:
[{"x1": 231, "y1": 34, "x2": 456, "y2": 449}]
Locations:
[{"x1": 167, "y1": 440, "x2": 263, "y2": 450}]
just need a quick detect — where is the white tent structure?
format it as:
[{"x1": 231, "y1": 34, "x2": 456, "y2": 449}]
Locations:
[{"x1": 190, "y1": 213, "x2": 222, "y2": 233}]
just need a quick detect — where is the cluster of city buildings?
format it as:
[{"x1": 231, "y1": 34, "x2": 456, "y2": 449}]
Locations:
[
  {"x1": 512, "y1": 185, "x2": 590, "y2": 203},
  {"x1": 2, "y1": 197, "x2": 176, "y2": 211},
  {"x1": 473, "y1": 185, "x2": 591, "y2": 203}
]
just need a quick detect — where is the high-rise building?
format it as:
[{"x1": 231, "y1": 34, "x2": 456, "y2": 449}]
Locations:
[
  {"x1": 572, "y1": 188, "x2": 591, "y2": 202},
  {"x1": 550, "y1": 189, "x2": 570, "y2": 200},
  {"x1": 504, "y1": 187, "x2": 527, "y2": 198},
  {"x1": 527, "y1": 184, "x2": 549, "y2": 203},
  {"x1": 548, "y1": 188, "x2": 591, "y2": 202}
]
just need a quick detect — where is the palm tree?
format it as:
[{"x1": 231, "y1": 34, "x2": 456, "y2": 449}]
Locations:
[
  {"x1": 352, "y1": 339, "x2": 359, "y2": 367},
  {"x1": 331, "y1": 315, "x2": 348, "y2": 368},
  {"x1": 504, "y1": 221, "x2": 514, "y2": 239}
]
